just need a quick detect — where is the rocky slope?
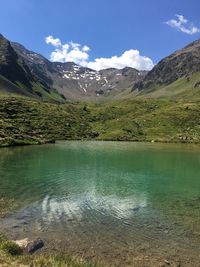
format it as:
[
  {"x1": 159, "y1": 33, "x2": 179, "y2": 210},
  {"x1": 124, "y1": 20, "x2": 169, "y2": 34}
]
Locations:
[
  {"x1": 11, "y1": 42, "x2": 57, "y2": 91},
  {"x1": 0, "y1": 34, "x2": 65, "y2": 101},
  {"x1": 134, "y1": 39, "x2": 200, "y2": 91},
  {"x1": 0, "y1": 34, "x2": 33, "y2": 95}
]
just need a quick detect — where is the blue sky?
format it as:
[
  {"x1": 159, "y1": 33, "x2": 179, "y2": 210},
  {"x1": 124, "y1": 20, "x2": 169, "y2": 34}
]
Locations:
[{"x1": 1, "y1": 0, "x2": 200, "y2": 70}]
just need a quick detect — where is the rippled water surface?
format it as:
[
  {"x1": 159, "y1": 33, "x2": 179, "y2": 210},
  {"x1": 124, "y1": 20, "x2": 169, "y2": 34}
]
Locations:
[{"x1": 0, "y1": 141, "x2": 200, "y2": 266}]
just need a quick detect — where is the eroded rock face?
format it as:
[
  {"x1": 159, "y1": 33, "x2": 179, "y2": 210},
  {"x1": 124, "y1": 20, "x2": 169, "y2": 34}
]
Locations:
[{"x1": 14, "y1": 238, "x2": 44, "y2": 254}]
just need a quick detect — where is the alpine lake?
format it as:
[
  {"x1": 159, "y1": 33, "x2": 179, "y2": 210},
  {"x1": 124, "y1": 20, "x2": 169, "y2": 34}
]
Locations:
[{"x1": 0, "y1": 141, "x2": 200, "y2": 266}]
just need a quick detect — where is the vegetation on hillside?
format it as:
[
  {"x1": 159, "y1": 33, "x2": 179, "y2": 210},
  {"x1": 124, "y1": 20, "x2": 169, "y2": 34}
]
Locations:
[
  {"x1": 89, "y1": 99, "x2": 200, "y2": 143},
  {"x1": 0, "y1": 96, "x2": 98, "y2": 147}
]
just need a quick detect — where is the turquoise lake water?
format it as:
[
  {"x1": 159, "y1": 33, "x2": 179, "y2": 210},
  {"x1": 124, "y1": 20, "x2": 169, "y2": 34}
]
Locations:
[{"x1": 0, "y1": 141, "x2": 200, "y2": 266}]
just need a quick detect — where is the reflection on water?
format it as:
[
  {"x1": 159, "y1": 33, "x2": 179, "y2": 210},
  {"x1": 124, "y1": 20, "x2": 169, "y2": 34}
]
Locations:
[
  {"x1": 41, "y1": 191, "x2": 148, "y2": 223},
  {"x1": 0, "y1": 141, "x2": 200, "y2": 266}
]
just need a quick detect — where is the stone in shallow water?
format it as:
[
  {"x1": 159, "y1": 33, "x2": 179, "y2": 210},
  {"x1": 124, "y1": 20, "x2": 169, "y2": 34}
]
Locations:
[{"x1": 14, "y1": 238, "x2": 44, "y2": 254}]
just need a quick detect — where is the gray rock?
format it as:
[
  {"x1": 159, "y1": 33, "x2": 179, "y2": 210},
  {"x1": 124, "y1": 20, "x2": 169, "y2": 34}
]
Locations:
[
  {"x1": 25, "y1": 238, "x2": 44, "y2": 254},
  {"x1": 14, "y1": 238, "x2": 44, "y2": 254}
]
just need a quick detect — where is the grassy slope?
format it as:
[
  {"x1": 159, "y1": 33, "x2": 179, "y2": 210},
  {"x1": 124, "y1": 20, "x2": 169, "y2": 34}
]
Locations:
[
  {"x1": 0, "y1": 95, "x2": 96, "y2": 147},
  {"x1": 0, "y1": 74, "x2": 65, "y2": 103},
  {"x1": 84, "y1": 71, "x2": 200, "y2": 143},
  {"x1": 1, "y1": 93, "x2": 200, "y2": 146},
  {"x1": 88, "y1": 98, "x2": 200, "y2": 143},
  {"x1": 89, "y1": 71, "x2": 200, "y2": 143},
  {"x1": 0, "y1": 75, "x2": 32, "y2": 97},
  {"x1": 138, "y1": 71, "x2": 200, "y2": 100}
]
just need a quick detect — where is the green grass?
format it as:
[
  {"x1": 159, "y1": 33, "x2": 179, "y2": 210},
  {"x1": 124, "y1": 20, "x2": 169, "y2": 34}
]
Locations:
[
  {"x1": 139, "y1": 71, "x2": 200, "y2": 100},
  {"x1": 0, "y1": 95, "x2": 96, "y2": 147},
  {"x1": 31, "y1": 81, "x2": 66, "y2": 102},
  {"x1": 86, "y1": 98, "x2": 200, "y2": 143},
  {"x1": 0, "y1": 241, "x2": 23, "y2": 256},
  {"x1": 1, "y1": 93, "x2": 200, "y2": 147},
  {"x1": 0, "y1": 235, "x2": 99, "y2": 267}
]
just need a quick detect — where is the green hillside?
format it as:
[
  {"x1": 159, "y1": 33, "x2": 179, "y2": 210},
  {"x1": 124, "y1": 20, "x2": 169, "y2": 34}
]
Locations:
[
  {"x1": 139, "y1": 71, "x2": 200, "y2": 100},
  {"x1": 1, "y1": 84, "x2": 200, "y2": 147},
  {"x1": 0, "y1": 96, "x2": 95, "y2": 147}
]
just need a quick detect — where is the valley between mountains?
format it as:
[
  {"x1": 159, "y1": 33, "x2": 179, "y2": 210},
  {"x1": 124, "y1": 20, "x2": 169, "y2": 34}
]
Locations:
[{"x1": 1, "y1": 33, "x2": 200, "y2": 147}]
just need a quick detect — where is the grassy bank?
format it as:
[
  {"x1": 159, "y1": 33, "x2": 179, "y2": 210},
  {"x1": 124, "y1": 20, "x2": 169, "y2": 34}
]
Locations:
[
  {"x1": 1, "y1": 95, "x2": 200, "y2": 147},
  {"x1": 0, "y1": 237, "x2": 98, "y2": 267}
]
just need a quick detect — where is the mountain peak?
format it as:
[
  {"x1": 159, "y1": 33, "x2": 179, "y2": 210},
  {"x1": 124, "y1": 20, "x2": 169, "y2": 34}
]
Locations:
[{"x1": 184, "y1": 38, "x2": 200, "y2": 50}]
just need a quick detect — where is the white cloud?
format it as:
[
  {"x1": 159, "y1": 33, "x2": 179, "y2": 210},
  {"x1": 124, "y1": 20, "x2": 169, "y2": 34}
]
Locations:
[
  {"x1": 70, "y1": 41, "x2": 81, "y2": 49},
  {"x1": 165, "y1": 15, "x2": 200, "y2": 35},
  {"x1": 84, "y1": 50, "x2": 154, "y2": 71},
  {"x1": 45, "y1": 36, "x2": 89, "y2": 65},
  {"x1": 82, "y1": 45, "x2": 90, "y2": 52},
  {"x1": 50, "y1": 46, "x2": 89, "y2": 64},
  {"x1": 45, "y1": 35, "x2": 61, "y2": 47},
  {"x1": 45, "y1": 35, "x2": 154, "y2": 71}
]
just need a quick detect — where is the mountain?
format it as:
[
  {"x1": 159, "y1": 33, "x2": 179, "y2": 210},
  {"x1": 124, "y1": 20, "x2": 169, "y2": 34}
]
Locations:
[
  {"x1": 0, "y1": 34, "x2": 33, "y2": 96},
  {"x1": 54, "y1": 63, "x2": 146, "y2": 100},
  {"x1": 134, "y1": 39, "x2": 200, "y2": 91},
  {"x1": 0, "y1": 34, "x2": 65, "y2": 101},
  {"x1": 11, "y1": 42, "x2": 57, "y2": 90},
  {"x1": 98, "y1": 67, "x2": 147, "y2": 96},
  {"x1": 11, "y1": 41, "x2": 146, "y2": 100},
  {"x1": 3, "y1": 33, "x2": 200, "y2": 102}
]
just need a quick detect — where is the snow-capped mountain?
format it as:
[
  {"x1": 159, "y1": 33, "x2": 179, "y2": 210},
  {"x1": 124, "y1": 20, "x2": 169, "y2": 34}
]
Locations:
[{"x1": 11, "y1": 41, "x2": 147, "y2": 100}]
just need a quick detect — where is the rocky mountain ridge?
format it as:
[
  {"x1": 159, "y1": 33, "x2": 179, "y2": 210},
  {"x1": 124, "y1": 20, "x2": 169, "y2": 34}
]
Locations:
[
  {"x1": 1, "y1": 33, "x2": 200, "y2": 101},
  {"x1": 11, "y1": 41, "x2": 146, "y2": 100},
  {"x1": 134, "y1": 39, "x2": 200, "y2": 91}
]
